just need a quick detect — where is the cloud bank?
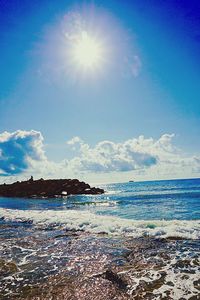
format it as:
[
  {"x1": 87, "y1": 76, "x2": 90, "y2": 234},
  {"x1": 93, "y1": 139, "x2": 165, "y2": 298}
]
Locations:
[
  {"x1": 66, "y1": 136, "x2": 158, "y2": 172},
  {"x1": 0, "y1": 130, "x2": 199, "y2": 183},
  {"x1": 64, "y1": 134, "x2": 200, "y2": 181}
]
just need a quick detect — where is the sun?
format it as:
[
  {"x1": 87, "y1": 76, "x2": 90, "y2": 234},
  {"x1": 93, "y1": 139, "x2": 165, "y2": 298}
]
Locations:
[{"x1": 72, "y1": 31, "x2": 103, "y2": 69}]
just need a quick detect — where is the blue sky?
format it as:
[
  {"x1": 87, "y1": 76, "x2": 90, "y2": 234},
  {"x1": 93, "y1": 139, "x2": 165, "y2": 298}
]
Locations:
[{"x1": 0, "y1": 0, "x2": 200, "y2": 183}]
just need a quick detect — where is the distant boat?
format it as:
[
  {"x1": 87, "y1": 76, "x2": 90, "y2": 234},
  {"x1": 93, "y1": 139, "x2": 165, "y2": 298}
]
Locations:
[{"x1": 129, "y1": 180, "x2": 134, "y2": 182}]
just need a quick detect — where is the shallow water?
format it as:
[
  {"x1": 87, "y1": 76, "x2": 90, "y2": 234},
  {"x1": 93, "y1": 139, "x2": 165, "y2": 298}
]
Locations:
[{"x1": 0, "y1": 223, "x2": 199, "y2": 299}]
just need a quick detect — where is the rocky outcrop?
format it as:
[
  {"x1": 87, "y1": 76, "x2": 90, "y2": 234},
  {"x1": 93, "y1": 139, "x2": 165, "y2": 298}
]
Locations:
[{"x1": 0, "y1": 178, "x2": 104, "y2": 198}]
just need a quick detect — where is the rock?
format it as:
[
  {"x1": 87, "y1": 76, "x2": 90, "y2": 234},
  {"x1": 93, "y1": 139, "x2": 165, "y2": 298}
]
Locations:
[
  {"x1": 0, "y1": 178, "x2": 104, "y2": 198},
  {"x1": 0, "y1": 259, "x2": 18, "y2": 277},
  {"x1": 104, "y1": 270, "x2": 128, "y2": 290}
]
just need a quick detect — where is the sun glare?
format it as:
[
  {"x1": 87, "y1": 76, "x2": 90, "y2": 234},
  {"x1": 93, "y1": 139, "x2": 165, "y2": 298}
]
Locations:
[{"x1": 73, "y1": 31, "x2": 103, "y2": 69}]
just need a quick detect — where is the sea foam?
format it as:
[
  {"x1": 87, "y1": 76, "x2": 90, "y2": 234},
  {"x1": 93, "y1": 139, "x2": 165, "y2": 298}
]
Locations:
[{"x1": 0, "y1": 208, "x2": 199, "y2": 239}]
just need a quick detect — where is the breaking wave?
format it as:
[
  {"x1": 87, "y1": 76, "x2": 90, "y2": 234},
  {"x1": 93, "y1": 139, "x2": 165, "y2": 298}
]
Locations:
[{"x1": 0, "y1": 208, "x2": 199, "y2": 239}]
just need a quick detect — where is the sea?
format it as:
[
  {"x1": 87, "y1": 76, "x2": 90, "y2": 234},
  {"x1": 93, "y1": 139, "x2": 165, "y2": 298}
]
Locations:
[{"x1": 0, "y1": 178, "x2": 199, "y2": 299}]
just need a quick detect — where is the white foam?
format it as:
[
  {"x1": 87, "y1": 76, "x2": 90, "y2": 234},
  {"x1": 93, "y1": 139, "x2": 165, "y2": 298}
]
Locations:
[
  {"x1": 127, "y1": 260, "x2": 200, "y2": 300},
  {"x1": 105, "y1": 190, "x2": 121, "y2": 195},
  {"x1": 0, "y1": 208, "x2": 199, "y2": 239}
]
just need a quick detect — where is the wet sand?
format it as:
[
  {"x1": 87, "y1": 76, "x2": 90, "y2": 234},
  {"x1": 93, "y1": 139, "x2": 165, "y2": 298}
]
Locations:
[{"x1": 0, "y1": 220, "x2": 199, "y2": 300}]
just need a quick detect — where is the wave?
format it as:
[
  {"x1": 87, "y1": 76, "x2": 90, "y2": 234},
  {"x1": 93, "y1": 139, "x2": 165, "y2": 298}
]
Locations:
[
  {"x1": 0, "y1": 208, "x2": 199, "y2": 239},
  {"x1": 104, "y1": 190, "x2": 122, "y2": 195},
  {"x1": 69, "y1": 200, "x2": 118, "y2": 207}
]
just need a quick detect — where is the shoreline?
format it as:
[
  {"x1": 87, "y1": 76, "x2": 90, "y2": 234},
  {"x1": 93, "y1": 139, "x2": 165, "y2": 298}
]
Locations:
[{"x1": 0, "y1": 218, "x2": 199, "y2": 300}]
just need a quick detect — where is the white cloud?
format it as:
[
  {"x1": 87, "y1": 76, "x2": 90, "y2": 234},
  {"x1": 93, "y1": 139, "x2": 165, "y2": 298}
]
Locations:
[
  {"x1": 123, "y1": 54, "x2": 142, "y2": 78},
  {"x1": 67, "y1": 136, "x2": 83, "y2": 146},
  {"x1": 65, "y1": 134, "x2": 200, "y2": 181},
  {"x1": 0, "y1": 130, "x2": 46, "y2": 176},
  {"x1": 0, "y1": 130, "x2": 200, "y2": 183},
  {"x1": 66, "y1": 136, "x2": 159, "y2": 173},
  {"x1": 131, "y1": 55, "x2": 142, "y2": 77}
]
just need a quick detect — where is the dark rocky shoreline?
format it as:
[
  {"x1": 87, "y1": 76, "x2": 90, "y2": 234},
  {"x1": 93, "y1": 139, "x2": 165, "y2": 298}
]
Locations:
[
  {"x1": 0, "y1": 178, "x2": 104, "y2": 198},
  {"x1": 0, "y1": 222, "x2": 199, "y2": 300}
]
